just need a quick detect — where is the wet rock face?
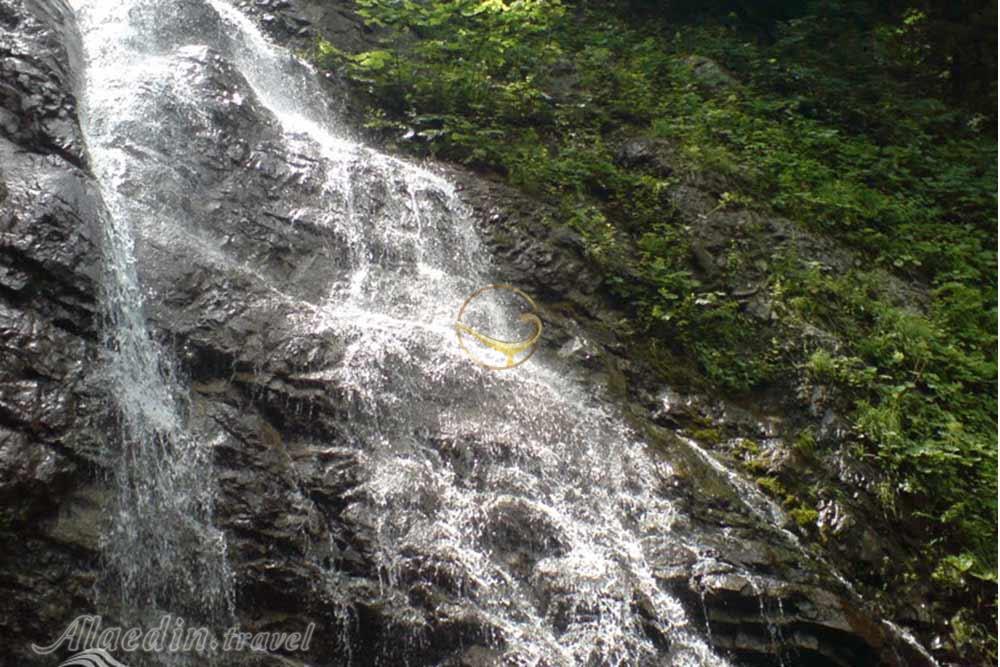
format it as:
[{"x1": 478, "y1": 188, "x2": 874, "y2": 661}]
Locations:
[
  {"x1": 0, "y1": 0, "x2": 106, "y2": 663},
  {"x1": 0, "y1": 0, "x2": 85, "y2": 164}
]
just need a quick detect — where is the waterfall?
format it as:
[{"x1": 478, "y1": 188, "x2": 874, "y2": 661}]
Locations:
[
  {"x1": 72, "y1": 0, "x2": 737, "y2": 663},
  {"x1": 72, "y1": 0, "x2": 235, "y2": 633}
]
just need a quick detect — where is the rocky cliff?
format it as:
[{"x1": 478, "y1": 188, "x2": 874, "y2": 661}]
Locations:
[
  {"x1": 0, "y1": 1, "x2": 106, "y2": 663},
  {"x1": 0, "y1": 1, "x2": 944, "y2": 666}
]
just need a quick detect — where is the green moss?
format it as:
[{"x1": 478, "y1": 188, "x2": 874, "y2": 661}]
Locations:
[
  {"x1": 789, "y1": 506, "x2": 820, "y2": 529},
  {"x1": 744, "y1": 455, "x2": 770, "y2": 475},
  {"x1": 732, "y1": 438, "x2": 761, "y2": 458},
  {"x1": 640, "y1": 340, "x2": 705, "y2": 389},
  {"x1": 755, "y1": 476, "x2": 785, "y2": 497},
  {"x1": 689, "y1": 427, "x2": 721, "y2": 445}
]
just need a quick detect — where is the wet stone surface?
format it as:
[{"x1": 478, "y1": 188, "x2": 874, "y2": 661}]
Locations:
[{"x1": 0, "y1": 0, "x2": 105, "y2": 664}]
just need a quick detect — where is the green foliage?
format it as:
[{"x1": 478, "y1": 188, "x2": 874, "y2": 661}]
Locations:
[
  {"x1": 314, "y1": 0, "x2": 565, "y2": 164},
  {"x1": 780, "y1": 264, "x2": 997, "y2": 584},
  {"x1": 793, "y1": 428, "x2": 817, "y2": 458},
  {"x1": 650, "y1": 58, "x2": 997, "y2": 282},
  {"x1": 653, "y1": 22, "x2": 997, "y2": 615}
]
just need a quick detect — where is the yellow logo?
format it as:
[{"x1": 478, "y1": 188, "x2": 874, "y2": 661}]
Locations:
[{"x1": 455, "y1": 284, "x2": 543, "y2": 370}]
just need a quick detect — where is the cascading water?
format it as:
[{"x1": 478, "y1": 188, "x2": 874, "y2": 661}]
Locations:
[
  {"x1": 69, "y1": 0, "x2": 816, "y2": 664},
  {"x1": 72, "y1": 0, "x2": 235, "y2": 636}
]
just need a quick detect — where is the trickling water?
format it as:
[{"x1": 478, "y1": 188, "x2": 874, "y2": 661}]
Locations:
[
  {"x1": 683, "y1": 436, "x2": 788, "y2": 528},
  {"x1": 883, "y1": 621, "x2": 942, "y2": 667},
  {"x1": 745, "y1": 576, "x2": 785, "y2": 667}
]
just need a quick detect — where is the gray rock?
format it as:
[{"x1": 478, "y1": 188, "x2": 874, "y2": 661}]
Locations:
[
  {"x1": 614, "y1": 137, "x2": 675, "y2": 177},
  {"x1": 683, "y1": 55, "x2": 741, "y2": 92},
  {"x1": 0, "y1": 0, "x2": 106, "y2": 663}
]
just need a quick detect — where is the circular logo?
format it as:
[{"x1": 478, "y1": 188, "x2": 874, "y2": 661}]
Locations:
[{"x1": 455, "y1": 284, "x2": 543, "y2": 370}]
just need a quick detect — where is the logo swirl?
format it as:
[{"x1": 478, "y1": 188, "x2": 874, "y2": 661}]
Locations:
[
  {"x1": 58, "y1": 649, "x2": 130, "y2": 667},
  {"x1": 455, "y1": 284, "x2": 542, "y2": 370}
]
